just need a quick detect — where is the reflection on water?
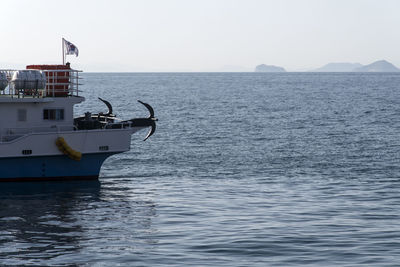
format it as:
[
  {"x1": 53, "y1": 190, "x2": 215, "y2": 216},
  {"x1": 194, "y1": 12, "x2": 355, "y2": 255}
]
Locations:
[
  {"x1": 0, "y1": 181, "x2": 99, "y2": 264},
  {"x1": 0, "y1": 180, "x2": 158, "y2": 266}
]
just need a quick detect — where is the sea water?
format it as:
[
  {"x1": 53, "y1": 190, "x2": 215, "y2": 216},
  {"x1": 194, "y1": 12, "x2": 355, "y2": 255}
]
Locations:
[{"x1": 1, "y1": 72, "x2": 400, "y2": 266}]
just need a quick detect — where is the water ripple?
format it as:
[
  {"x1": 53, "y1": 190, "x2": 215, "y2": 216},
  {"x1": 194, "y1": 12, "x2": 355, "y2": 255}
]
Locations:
[{"x1": 2, "y1": 73, "x2": 400, "y2": 266}]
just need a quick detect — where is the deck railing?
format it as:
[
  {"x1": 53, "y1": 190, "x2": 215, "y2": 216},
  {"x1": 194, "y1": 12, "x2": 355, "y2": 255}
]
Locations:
[{"x1": 0, "y1": 69, "x2": 82, "y2": 98}]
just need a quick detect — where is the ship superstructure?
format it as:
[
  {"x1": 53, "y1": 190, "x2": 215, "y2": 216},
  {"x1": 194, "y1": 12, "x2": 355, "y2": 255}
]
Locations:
[{"x1": 0, "y1": 64, "x2": 156, "y2": 181}]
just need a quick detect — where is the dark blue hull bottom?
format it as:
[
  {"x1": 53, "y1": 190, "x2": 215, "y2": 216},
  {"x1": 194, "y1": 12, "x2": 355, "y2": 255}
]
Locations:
[{"x1": 0, "y1": 153, "x2": 115, "y2": 182}]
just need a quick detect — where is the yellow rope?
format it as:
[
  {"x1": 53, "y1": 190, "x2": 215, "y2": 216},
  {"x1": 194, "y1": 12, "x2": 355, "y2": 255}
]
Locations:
[{"x1": 56, "y1": 137, "x2": 82, "y2": 161}]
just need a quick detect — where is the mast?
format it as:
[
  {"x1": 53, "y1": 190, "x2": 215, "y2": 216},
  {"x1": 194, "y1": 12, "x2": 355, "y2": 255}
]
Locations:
[{"x1": 62, "y1": 38, "x2": 65, "y2": 65}]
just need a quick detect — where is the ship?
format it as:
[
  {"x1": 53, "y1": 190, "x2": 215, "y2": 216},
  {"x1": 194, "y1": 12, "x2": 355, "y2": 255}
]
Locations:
[{"x1": 0, "y1": 56, "x2": 157, "y2": 181}]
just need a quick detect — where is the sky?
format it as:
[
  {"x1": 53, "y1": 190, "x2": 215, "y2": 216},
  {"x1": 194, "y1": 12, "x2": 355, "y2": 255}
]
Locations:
[{"x1": 1, "y1": 0, "x2": 400, "y2": 72}]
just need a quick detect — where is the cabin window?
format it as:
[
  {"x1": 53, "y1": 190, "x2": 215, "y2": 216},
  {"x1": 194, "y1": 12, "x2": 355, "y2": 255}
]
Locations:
[
  {"x1": 18, "y1": 109, "x2": 27, "y2": 121},
  {"x1": 43, "y1": 109, "x2": 64, "y2": 120}
]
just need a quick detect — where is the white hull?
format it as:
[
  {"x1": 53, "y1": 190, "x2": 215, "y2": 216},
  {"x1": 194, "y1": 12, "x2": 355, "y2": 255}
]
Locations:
[{"x1": 0, "y1": 127, "x2": 147, "y2": 158}]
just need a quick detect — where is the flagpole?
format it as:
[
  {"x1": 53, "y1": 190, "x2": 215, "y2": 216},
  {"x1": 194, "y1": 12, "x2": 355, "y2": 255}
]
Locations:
[{"x1": 62, "y1": 38, "x2": 65, "y2": 65}]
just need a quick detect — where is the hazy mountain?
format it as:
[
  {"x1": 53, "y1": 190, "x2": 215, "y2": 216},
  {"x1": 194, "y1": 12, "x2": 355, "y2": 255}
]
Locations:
[
  {"x1": 255, "y1": 64, "x2": 286, "y2": 72},
  {"x1": 313, "y1": 62, "x2": 363, "y2": 72},
  {"x1": 353, "y1": 60, "x2": 400, "y2": 72}
]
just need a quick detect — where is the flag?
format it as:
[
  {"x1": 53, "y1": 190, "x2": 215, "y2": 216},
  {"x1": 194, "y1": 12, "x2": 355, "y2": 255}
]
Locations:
[{"x1": 63, "y1": 38, "x2": 79, "y2": 57}]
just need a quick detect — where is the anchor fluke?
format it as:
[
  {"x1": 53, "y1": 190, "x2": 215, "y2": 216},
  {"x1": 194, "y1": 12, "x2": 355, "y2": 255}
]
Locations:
[
  {"x1": 138, "y1": 100, "x2": 155, "y2": 119},
  {"x1": 143, "y1": 120, "x2": 156, "y2": 141},
  {"x1": 98, "y1": 97, "x2": 113, "y2": 116},
  {"x1": 129, "y1": 100, "x2": 157, "y2": 141}
]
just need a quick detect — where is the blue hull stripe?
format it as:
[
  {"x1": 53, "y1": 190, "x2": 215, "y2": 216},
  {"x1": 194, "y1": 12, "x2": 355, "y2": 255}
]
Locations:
[{"x1": 0, "y1": 153, "x2": 114, "y2": 181}]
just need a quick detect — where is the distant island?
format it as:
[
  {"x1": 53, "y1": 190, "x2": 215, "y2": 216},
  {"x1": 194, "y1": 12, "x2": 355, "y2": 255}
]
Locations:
[
  {"x1": 313, "y1": 62, "x2": 363, "y2": 72},
  {"x1": 311, "y1": 60, "x2": 400, "y2": 72},
  {"x1": 353, "y1": 60, "x2": 400, "y2": 72},
  {"x1": 255, "y1": 64, "x2": 286, "y2": 72},
  {"x1": 253, "y1": 60, "x2": 400, "y2": 72}
]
